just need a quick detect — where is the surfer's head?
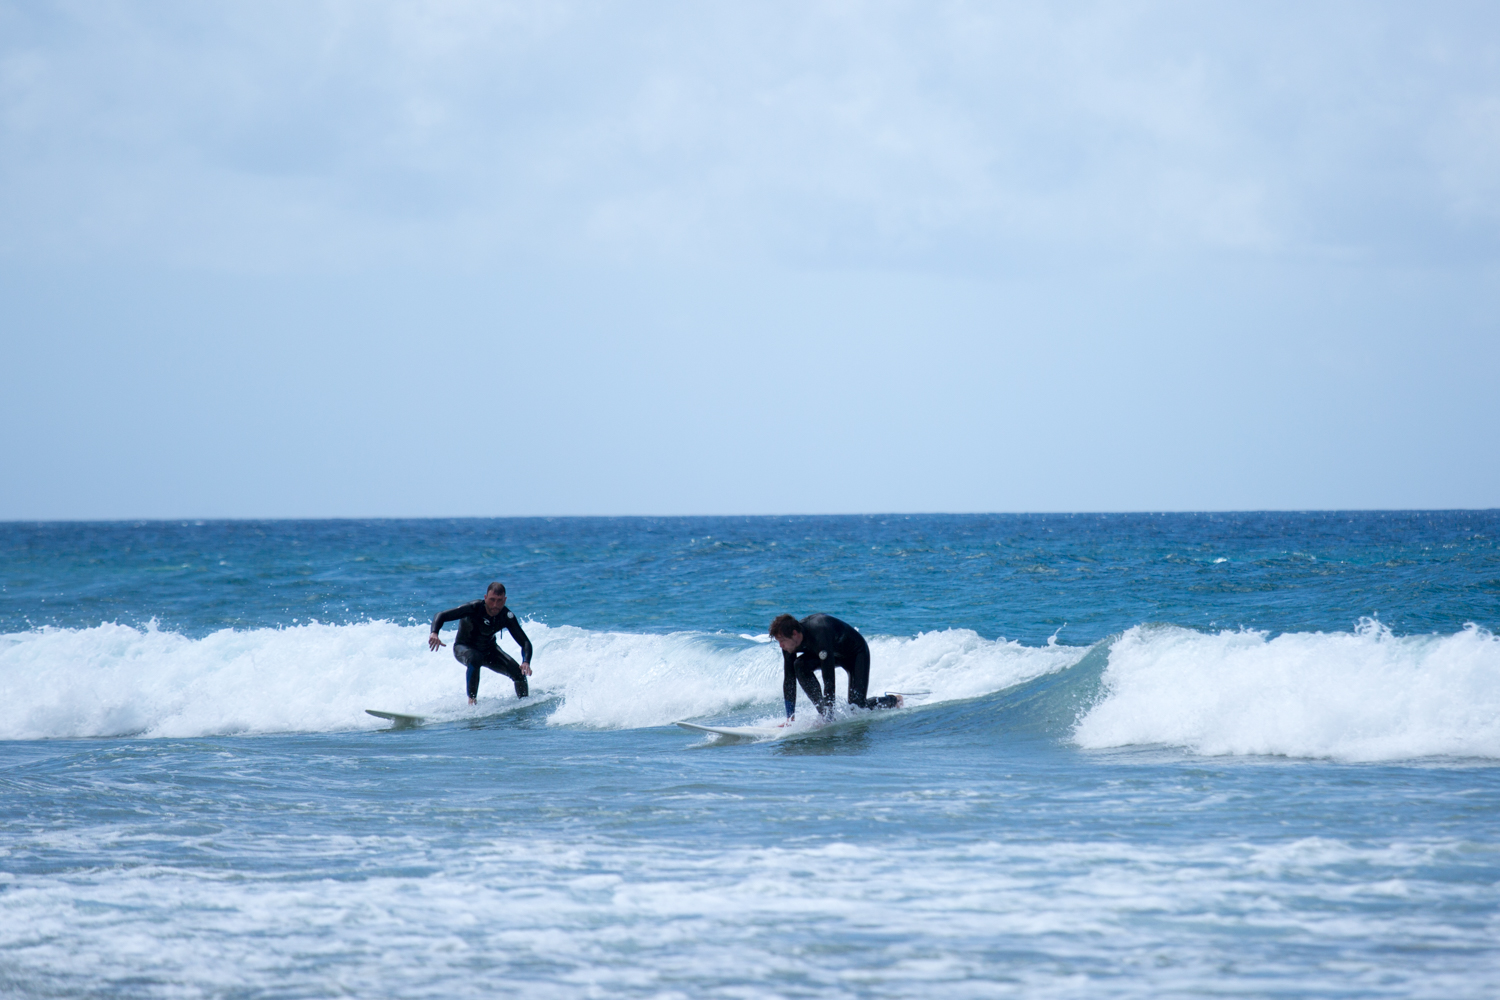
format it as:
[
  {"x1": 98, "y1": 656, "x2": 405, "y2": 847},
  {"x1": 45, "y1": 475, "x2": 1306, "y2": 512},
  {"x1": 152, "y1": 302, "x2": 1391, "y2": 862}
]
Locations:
[
  {"x1": 769, "y1": 614, "x2": 803, "y2": 653},
  {"x1": 484, "y1": 582, "x2": 507, "y2": 615}
]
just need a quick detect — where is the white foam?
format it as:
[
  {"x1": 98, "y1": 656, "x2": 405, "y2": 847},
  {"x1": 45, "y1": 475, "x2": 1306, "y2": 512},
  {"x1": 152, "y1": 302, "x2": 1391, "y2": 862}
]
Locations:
[
  {"x1": 1073, "y1": 620, "x2": 1500, "y2": 761},
  {"x1": 541, "y1": 625, "x2": 1081, "y2": 729},
  {"x1": 0, "y1": 832, "x2": 1490, "y2": 998},
  {"x1": 0, "y1": 620, "x2": 477, "y2": 739},
  {"x1": 537, "y1": 626, "x2": 774, "y2": 729},
  {"x1": 0, "y1": 621, "x2": 1082, "y2": 739},
  {"x1": 875, "y1": 628, "x2": 1082, "y2": 699}
]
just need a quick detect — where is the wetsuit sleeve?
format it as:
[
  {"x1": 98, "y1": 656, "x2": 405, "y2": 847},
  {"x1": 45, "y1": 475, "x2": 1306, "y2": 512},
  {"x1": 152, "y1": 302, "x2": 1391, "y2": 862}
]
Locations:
[
  {"x1": 505, "y1": 614, "x2": 533, "y2": 664},
  {"x1": 430, "y1": 605, "x2": 467, "y2": 634},
  {"x1": 782, "y1": 650, "x2": 797, "y2": 717}
]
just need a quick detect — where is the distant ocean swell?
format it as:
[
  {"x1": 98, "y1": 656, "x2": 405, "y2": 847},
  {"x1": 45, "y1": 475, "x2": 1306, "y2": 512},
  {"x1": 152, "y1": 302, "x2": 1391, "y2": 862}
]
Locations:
[{"x1": 2, "y1": 619, "x2": 1496, "y2": 760}]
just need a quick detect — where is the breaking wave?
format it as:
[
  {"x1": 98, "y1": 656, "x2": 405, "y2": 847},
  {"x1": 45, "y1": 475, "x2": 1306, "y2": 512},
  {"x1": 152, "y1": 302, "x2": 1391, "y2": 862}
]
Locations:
[
  {"x1": 0, "y1": 620, "x2": 1077, "y2": 740},
  {"x1": 4, "y1": 617, "x2": 1496, "y2": 761},
  {"x1": 1072, "y1": 619, "x2": 1500, "y2": 761}
]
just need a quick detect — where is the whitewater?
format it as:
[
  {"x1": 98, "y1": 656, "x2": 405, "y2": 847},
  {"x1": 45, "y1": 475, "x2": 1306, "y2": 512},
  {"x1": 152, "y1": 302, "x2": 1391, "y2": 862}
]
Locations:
[
  {"x1": 2, "y1": 512, "x2": 1498, "y2": 998},
  {"x1": 5, "y1": 617, "x2": 1498, "y2": 762}
]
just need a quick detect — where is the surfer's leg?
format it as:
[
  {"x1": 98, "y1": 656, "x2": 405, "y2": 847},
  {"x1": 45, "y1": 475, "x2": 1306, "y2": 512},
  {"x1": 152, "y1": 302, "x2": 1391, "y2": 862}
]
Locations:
[
  {"x1": 453, "y1": 645, "x2": 483, "y2": 699},
  {"x1": 845, "y1": 640, "x2": 872, "y2": 708},
  {"x1": 485, "y1": 649, "x2": 529, "y2": 698},
  {"x1": 841, "y1": 640, "x2": 899, "y2": 708}
]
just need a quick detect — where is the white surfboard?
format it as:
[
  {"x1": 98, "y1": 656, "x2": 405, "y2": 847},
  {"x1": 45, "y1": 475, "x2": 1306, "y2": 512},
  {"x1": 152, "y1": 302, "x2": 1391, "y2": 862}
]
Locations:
[
  {"x1": 676, "y1": 695, "x2": 916, "y2": 743},
  {"x1": 366, "y1": 709, "x2": 426, "y2": 728},
  {"x1": 675, "y1": 721, "x2": 787, "y2": 741}
]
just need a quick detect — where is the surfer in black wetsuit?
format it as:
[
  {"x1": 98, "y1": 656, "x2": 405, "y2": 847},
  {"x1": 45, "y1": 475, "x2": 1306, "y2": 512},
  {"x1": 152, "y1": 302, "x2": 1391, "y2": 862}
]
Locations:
[
  {"x1": 429, "y1": 582, "x2": 533, "y2": 704},
  {"x1": 769, "y1": 613, "x2": 901, "y2": 720}
]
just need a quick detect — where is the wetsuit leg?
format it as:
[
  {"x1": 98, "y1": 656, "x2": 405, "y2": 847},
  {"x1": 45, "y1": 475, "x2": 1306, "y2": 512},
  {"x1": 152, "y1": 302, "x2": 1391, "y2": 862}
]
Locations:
[
  {"x1": 454, "y1": 645, "x2": 530, "y2": 699},
  {"x1": 486, "y1": 649, "x2": 528, "y2": 698},
  {"x1": 843, "y1": 640, "x2": 871, "y2": 708},
  {"x1": 842, "y1": 636, "x2": 900, "y2": 710}
]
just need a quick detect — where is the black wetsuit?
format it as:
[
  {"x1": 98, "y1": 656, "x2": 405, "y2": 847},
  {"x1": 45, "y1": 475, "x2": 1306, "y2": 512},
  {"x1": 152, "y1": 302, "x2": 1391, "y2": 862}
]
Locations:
[
  {"x1": 431, "y1": 601, "x2": 533, "y2": 699},
  {"x1": 781, "y1": 613, "x2": 900, "y2": 717}
]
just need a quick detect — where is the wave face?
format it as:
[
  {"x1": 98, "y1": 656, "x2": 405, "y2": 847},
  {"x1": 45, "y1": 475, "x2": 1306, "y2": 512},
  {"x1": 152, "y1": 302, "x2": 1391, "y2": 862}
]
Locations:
[
  {"x1": 1073, "y1": 620, "x2": 1500, "y2": 761},
  {"x1": 7, "y1": 617, "x2": 1498, "y2": 761},
  {"x1": 0, "y1": 621, "x2": 1082, "y2": 740}
]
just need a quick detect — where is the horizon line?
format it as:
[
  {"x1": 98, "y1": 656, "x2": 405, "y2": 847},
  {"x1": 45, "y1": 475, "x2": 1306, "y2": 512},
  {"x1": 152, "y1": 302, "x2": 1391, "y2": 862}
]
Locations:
[{"x1": 3, "y1": 508, "x2": 1497, "y2": 526}]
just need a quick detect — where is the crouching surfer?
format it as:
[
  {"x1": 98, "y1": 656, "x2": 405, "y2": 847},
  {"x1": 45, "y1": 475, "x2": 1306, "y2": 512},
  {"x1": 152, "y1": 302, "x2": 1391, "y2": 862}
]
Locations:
[
  {"x1": 429, "y1": 582, "x2": 533, "y2": 704},
  {"x1": 770, "y1": 613, "x2": 901, "y2": 722}
]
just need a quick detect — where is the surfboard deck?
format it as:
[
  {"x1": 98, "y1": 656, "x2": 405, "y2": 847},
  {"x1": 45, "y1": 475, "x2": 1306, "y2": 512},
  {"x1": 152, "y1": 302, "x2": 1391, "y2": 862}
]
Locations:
[
  {"x1": 675, "y1": 721, "x2": 787, "y2": 741},
  {"x1": 677, "y1": 696, "x2": 916, "y2": 743},
  {"x1": 366, "y1": 709, "x2": 426, "y2": 728}
]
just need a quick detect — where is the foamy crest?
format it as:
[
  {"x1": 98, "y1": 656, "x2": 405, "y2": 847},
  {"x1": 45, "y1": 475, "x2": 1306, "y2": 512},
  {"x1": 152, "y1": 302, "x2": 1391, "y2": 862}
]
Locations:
[
  {"x1": 0, "y1": 620, "x2": 488, "y2": 740},
  {"x1": 538, "y1": 627, "x2": 776, "y2": 728},
  {"x1": 539, "y1": 626, "x2": 1082, "y2": 730},
  {"x1": 868, "y1": 629, "x2": 1081, "y2": 703},
  {"x1": 1073, "y1": 620, "x2": 1500, "y2": 761},
  {"x1": 0, "y1": 621, "x2": 1083, "y2": 739}
]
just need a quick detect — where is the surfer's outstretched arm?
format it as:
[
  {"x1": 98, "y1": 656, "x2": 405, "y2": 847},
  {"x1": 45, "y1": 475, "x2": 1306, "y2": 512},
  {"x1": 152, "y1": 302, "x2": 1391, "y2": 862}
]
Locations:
[{"x1": 429, "y1": 605, "x2": 466, "y2": 650}]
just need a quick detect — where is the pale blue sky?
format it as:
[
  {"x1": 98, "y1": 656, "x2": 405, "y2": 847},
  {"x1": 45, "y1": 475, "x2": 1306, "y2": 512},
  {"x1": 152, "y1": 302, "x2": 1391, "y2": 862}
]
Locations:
[{"x1": 3, "y1": 1, "x2": 1497, "y2": 518}]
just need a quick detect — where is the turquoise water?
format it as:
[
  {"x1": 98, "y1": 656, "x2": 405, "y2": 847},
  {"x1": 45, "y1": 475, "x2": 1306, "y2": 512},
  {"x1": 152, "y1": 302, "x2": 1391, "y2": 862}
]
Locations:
[{"x1": 2, "y1": 513, "x2": 1498, "y2": 997}]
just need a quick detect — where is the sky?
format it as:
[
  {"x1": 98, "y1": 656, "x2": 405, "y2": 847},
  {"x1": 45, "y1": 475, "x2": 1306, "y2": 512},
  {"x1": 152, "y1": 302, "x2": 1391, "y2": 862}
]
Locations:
[{"x1": 2, "y1": 0, "x2": 1497, "y2": 519}]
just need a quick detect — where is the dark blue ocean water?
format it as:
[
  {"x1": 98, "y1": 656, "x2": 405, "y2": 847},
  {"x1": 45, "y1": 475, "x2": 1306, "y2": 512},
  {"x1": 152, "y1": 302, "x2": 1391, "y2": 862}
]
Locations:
[
  {"x1": 6, "y1": 511, "x2": 1494, "y2": 640},
  {"x1": 2, "y1": 513, "x2": 1498, "y2": 998}
]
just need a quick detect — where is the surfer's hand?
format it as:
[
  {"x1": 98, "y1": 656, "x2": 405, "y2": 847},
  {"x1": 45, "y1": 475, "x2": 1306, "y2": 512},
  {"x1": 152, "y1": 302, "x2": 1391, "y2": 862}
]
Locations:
[
  {"x1": 521, "y1": 662, "x2": 532, "y2": 676},
  {"x1": 428, "y1": 634, "x2": 446, "y2": 651}
]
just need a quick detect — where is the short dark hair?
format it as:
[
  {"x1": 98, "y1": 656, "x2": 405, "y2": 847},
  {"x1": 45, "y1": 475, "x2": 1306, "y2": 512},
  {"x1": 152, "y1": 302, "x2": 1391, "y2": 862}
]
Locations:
[
  {"x1": 769, "y1": 614, "x2": 801, "y2": 639},
  {"x1": 486, "y1": 581, "x2": 507, "y2": 596}
]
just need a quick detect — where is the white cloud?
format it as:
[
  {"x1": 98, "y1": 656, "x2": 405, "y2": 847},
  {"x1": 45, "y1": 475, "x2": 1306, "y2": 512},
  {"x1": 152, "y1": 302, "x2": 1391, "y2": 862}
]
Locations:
[{"x1": 3, "y1": 0, "x2": 1498, "y2": 273}]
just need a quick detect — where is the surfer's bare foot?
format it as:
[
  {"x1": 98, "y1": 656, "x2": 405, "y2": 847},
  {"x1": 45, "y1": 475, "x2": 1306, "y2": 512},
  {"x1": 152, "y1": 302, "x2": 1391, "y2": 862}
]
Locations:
[
  {"x1": 896, "y1": 695, "x2": 904, "y2": 707},
  {"x1": 468, "y1": 697, "x2": 477, "y2": 706}
]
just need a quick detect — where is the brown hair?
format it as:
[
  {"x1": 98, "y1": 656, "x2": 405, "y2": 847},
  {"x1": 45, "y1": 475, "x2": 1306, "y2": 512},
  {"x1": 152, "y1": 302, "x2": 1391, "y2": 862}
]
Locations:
[
  {"x1": 768, "y1": 614, "x2": 801, "y2": 639},
  {"x1": 486, "y1": 581, "x2": 507, "y2": 596}
]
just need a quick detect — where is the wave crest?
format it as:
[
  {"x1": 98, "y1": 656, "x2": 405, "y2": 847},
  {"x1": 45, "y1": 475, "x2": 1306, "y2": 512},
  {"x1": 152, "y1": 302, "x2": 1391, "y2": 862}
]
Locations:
[
  {"x1": 0, "y1": 621, "x2": 1077, "y2": 740},
  {"x1": 1073, "y1": 620, "x2": 1500, "y2": 760}
]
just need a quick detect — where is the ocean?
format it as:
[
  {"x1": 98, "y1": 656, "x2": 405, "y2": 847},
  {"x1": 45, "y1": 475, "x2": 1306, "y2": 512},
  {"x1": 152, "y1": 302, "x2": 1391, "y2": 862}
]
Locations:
[{"x1": 2, "y1": 512, "x2": 1498, "y2": 998}]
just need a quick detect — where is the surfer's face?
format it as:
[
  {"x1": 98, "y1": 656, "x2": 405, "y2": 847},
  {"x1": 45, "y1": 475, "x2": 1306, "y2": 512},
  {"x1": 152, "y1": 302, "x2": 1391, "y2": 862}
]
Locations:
[
  {"x1": 484, "y1": 591, "x2": 506, "y2": 616},
  {"x1": 775, "y1": 631, "x2": 802, "y2": 653}
]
